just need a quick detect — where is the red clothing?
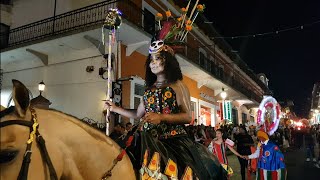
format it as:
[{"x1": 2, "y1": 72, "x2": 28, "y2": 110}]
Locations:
[{"x1": 212, "y1": 142, "x2": 228, "y2": 165}]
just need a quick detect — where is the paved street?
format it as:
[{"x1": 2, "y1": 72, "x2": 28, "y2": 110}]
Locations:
[
  {"x1": 227, "y1": 144, "x2": 320, "y2": 180},
  {"x1": 284, "y1": 146, "x2": 320, "y2": 180}
]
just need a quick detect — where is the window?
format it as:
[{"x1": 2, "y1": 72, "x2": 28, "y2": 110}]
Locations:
[
  {"x1": 199, "y1": 52, "x2": 206, "y2": 68},
  {"x1": 130, "y1": 77, "x2": 145, "y2": 124},
  {"x1": 208, "y1": 56, "x2": 214, "y2": 72},
  {"x1": 199, "y1": 48, "x2": 207, "y2": 69},
  {"x1": 143, "y1": 8, "x2": 155, "y2": 35},
  {"x1": 210, "y1": 61, "x2": 217, "y2": 74},
  {"x1": 133, "y1": 83, "x2": 144, "y2": 109},
  {"x1": 199, "y1": 99, "x2": 215, "y2": 127},
  {"x1": 232, "y1": 108, "x2": 238, "y2": 125},
  {"x1": 218, "y1": 64, "x2": 224, "y2": 79},
  {"x1": 0, "y1": 0, "x2": 12, "y2": 5},
  {"x1": 0, "y1": 23, "x2": 10, "y2": 49},
  {"x1": 242, "y1": 113, "x2": 247, "y2": 124}
]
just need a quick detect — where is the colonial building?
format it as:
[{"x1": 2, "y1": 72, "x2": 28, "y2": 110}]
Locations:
[{"x1": 1, "y1": 0, "x2": 268, "y2": 131}]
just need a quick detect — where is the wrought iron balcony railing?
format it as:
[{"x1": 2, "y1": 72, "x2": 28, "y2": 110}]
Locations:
[
  {"x1": 1, "y1": 0, "x2": 142, "y2": 47},
  {"x1": 178, "y1": 46, "x2": 262, "y2": 103}
]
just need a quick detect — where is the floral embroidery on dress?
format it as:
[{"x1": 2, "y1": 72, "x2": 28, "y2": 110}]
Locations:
[{"x1": 143, "y1": 86, "x2": 187, "y2": 139}]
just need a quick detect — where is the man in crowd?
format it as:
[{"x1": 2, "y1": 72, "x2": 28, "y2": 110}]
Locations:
[{"x1": 109, "y1": 123, "x2": 126, "y2": 148}]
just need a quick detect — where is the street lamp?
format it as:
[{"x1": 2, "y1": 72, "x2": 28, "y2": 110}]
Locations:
[
  {"x1": 38, "y1": 81, "x2": 45, "y2": 95},
  {"x1": 220, "y1": 88, "x2": 227, "y2": 99}
]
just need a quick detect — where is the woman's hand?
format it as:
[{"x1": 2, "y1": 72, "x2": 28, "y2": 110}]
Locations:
[
  {"x1": 143, "y1": 112, "x2": 163, "y2": 125},
  {"x1": 103, "y1": 100, "x2": 117, "y2": 114}
]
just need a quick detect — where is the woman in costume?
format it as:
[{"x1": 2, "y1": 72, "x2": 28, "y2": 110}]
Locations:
[
  {"x1": 105, "y1": 41, "x2": 226, "y2": 179},
  {"x1": 208, "y1": 129, "x2": 244, "y2": 178}
]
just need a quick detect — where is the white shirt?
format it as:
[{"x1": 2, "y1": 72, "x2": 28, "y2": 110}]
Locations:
[{"x1": 248, "y1": 139, "x2": 269, "y2": 159}]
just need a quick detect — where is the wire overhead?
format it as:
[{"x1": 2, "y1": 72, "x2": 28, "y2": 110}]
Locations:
[{"x1": 210, "y1": 19, "x2": 320, "y2": 39}]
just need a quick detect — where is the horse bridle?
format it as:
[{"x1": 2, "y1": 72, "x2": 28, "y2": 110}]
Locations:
[{"x1": 0, "y1": 106, "x2": 58, "y2": 180}]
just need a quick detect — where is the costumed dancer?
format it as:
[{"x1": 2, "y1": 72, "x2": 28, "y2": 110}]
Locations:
[
  {"x1": 244, "y1": 96, "x2": 287, "y2": 180},
  {"x1": 208, "y1": 129, "x2": 245, "y2": 178},
  {"x1": 104, "y1": 3, "x2": 227, "y2": 179}
]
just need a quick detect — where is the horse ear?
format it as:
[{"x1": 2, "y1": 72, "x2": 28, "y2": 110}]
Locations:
[{"x1": 12, "y1": 79, "x2": 30, "y2": 117}]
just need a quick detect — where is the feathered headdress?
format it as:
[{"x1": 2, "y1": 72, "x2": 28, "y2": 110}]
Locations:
[{"x1": 149, "y1": 1, "x2": 205, "y2": 56}]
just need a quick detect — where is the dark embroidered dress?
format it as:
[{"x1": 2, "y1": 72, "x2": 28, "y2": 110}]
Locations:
[{"x1": 139, "y1": 86, "x2": 226, "y2": 180}]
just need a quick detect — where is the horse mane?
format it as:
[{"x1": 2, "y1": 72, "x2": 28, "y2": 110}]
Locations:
[{"x1": 39, "y1": 107, "x2": 115, "y2": 145}]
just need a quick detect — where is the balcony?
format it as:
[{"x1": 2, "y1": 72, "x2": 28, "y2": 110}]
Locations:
[
  {"x1": 0, "y1": 0, "x2": 262, "y2": 103},
  {"x1": 0, "y1": 0, "x2": 144, "y2": 50},
  {"x1": 176, "y1": 46, "x2": 262, "y2": 103}
]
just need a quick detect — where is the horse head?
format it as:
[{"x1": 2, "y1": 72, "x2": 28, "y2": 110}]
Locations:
[
  {"x1": 0, "y1": 79, "x2": 49, "y2": 179},
  {"x1": 1, "y1": 80, "x2": 136, "y2": 180}
]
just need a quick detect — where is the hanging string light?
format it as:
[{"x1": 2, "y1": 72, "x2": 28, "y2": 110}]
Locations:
[{"x1": 209, "y1": 19, "x2": 320, "y2": 40}]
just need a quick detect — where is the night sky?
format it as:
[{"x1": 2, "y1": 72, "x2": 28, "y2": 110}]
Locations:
[{"x1": 204, "y1": 0, "x2": 320, "y2": 117}]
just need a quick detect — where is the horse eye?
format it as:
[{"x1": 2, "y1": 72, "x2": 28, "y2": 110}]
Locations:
[
  {"x1": 0, "y1": 150, "x2": 19, "y2": 164},
  {"x1": 151, "y1": 42, "x2": 156, "y2": 46},
  {"x1": 158, "y1": 42, "x2": 164, "y2": 46}
]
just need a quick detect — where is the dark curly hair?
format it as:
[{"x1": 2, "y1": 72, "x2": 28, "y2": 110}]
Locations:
[{"x1": 145, "y1": 51, "x2": 183, "y2": 87}]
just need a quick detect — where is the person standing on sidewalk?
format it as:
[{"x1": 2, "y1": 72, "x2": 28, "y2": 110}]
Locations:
[
  {"x1": 304, "y1": 127, "x2": 316, "y2": 162},
  {"x1": 235, "y1": 126, "x2": 254, "y2": 180}
]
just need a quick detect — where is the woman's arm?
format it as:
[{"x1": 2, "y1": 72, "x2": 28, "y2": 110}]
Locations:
[
  {"x1": 104, "y1": 100, "x2": 145, "y2": 119},
  {"x1": 227, "y1": 145, "x2": 243, "y2": 157}
]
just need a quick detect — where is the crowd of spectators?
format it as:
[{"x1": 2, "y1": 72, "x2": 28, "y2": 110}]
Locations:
[{"x1": 109, "y1": 121, "x2": 320, "y2": 169}]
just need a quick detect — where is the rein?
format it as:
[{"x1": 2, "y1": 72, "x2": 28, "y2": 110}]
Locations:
[
  {"x1": 0, "y1": 106, "x2": 58, "y2": 180},
  {"x1": 101, "y1": 120, "x2": 144, "y2": 180}
]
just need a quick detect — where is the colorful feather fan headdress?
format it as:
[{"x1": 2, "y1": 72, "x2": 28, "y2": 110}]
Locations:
[{"x1": 149, "y1": 0, "x2": 205, "y2": 56}]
